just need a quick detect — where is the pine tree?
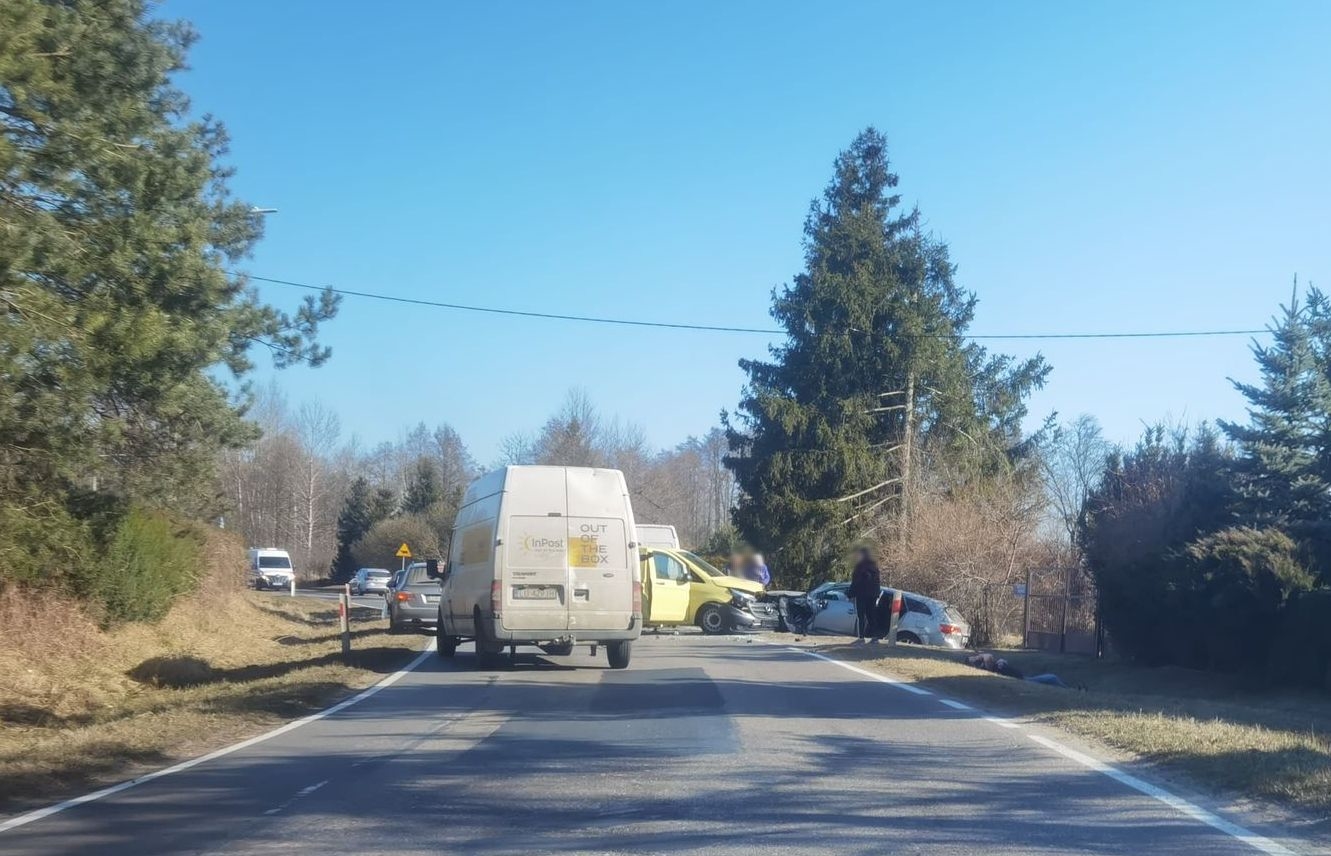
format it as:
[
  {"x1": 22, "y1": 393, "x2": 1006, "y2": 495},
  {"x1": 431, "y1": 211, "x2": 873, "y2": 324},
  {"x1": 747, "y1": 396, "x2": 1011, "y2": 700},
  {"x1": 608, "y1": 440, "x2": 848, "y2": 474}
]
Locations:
[
  {"x1": 0, "y1": 0, "x2": 338, "y2": 513},
  {"x1": 1221, "y1": 286, "x2": 1331, "y2": 579},
  {"x1": 725, "y1": 128, "x2": 1047, "y2": 585}
]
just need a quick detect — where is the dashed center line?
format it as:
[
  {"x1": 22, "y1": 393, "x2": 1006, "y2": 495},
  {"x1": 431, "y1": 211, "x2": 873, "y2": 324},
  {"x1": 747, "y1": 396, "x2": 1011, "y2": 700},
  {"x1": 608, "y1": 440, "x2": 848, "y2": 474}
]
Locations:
[
  {"x1": 263, "y1": 779, "x2": 328, "y2": 816},
  {"x1": 938, "y1": 698, "x2": 972, "y2": 710}
]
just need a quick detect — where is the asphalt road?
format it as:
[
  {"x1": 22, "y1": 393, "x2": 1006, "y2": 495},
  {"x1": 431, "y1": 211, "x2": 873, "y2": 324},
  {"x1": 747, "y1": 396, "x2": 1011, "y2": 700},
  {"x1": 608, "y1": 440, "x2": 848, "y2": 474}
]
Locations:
[{"x1": 0, "y1": 637, "x2": 1303, "y2": 855}]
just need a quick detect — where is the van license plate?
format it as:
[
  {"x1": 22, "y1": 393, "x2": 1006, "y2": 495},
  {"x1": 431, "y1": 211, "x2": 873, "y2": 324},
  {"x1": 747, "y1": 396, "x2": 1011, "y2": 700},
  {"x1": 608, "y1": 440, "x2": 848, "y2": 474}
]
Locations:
[{"x1": 513, "y1": 586, "x2": 559, "y2": 600}]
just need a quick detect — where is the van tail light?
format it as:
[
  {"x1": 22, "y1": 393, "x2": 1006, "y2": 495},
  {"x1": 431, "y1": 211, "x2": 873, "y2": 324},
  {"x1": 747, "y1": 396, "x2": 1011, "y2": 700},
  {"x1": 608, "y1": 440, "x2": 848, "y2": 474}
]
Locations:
[
  {"x1": 395, "y1": 592, "x2": 411, "y2": 602},
  {"x1": 490, "y1": 580, "x2": 502, "y2": 616},
  {"x1": 940, "y1": 623, "x2": 960, "y2": 635},
  {"x1": 632, "y1": 580, "x2": 642, "y2": 617}
]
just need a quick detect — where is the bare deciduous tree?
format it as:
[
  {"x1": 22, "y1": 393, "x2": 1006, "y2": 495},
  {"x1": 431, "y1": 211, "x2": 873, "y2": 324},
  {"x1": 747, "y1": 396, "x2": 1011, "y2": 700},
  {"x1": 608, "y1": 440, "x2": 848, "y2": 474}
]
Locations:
[{"x1": 1039, "y1": 414, "x2": 1110, "y2": 552}]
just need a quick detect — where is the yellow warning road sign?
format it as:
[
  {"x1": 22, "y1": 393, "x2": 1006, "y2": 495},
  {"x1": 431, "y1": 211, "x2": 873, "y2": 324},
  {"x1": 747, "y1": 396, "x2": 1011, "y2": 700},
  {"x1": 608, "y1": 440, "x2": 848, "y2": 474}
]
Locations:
[{"x1": 395, "y1": 543, "x2": 412, "y2": 559}]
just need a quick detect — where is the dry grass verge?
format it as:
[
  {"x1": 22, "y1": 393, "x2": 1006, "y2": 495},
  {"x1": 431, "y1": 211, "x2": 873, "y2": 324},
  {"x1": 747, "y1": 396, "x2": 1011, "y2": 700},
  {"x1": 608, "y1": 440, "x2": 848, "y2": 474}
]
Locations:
[
  {"x1": 0, "y1": 588, "x2": 426, "y2": 814},
  {"x1": 790, "y1": 638, "x2": 1331, "y2": 814}
]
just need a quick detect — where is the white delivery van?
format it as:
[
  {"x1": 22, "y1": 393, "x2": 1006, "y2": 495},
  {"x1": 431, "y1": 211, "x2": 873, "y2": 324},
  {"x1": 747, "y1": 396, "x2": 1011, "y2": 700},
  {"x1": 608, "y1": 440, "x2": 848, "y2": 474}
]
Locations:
[
  {"x1": 635, "y1": 523, "x2": 680, "y2": 550},
  {"x1": 248, "y1": 548, "x2": 294, "y2": 590},
  {"x1": 436, "y1": 466, "x2": 642, "y2": 669}
]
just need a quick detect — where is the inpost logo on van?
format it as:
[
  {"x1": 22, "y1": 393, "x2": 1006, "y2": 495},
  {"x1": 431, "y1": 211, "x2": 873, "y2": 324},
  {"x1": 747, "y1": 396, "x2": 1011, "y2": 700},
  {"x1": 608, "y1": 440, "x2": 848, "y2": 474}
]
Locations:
[{"x1": 522, "y1": 535, "x2": 565, "y2": 553}]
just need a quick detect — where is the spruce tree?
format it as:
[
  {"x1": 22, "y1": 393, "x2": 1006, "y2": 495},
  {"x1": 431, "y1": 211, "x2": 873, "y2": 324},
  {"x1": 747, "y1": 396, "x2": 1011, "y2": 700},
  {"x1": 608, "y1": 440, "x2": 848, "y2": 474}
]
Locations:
[
  {"x1": 725, "y1": 128, "x2": 1047, "y2": 585},
  {"x1": 1221, "y1": 286, "x2": 1331, "y2": 579},
  {"x1": 403, "y1": 459, "x2": 444, "y2": 515},
  {"x1": 333, "y1": 477, "x2": 376, "y2": 578}
]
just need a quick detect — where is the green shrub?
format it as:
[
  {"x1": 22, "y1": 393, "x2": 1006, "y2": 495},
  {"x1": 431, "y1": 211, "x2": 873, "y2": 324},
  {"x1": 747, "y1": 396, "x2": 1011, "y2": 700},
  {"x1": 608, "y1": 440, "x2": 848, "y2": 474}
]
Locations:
[
  {"x1": 89, "y1": 508, "x2": 205, "y2": 625},
  {"x1": 351, "y1": 515, "x2": 443, "y2": 572},
  {"x1": 1082, "y1": 426, "x2": 1234, "y2": 667},
  {"x1": 1269, "y1": 589, "x2": 1331, "y2": 690},
  {"x1": 1185, "y1": 527, "x2": 1314, "y2": 673},
  {"x1": 0, "y1": 498, "x2": 96, "y2": 589}
]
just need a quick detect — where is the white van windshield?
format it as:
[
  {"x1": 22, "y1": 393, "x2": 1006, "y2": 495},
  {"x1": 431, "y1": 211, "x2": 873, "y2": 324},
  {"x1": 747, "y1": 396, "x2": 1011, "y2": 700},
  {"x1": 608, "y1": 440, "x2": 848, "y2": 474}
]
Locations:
[{"x1": 258, "y1": 556, "x2": 291, "y2": 569}]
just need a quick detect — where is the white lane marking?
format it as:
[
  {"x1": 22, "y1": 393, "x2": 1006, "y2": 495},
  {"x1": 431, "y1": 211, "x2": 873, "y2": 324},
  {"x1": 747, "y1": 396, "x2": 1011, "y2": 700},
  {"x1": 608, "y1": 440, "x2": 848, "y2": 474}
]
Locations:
[
  {"x1": 0, "y1": 641, "x2": 437, "y2": 834},
  {"x1": 788, "y1": 647, "x2": 933, "y2": 695},
  {"x1": 939, "y1": 698, "x2": 972, "y2": 710},
  {"x1": 263, "y1": 779, "x2": 328, "y2": 816},
  {"x1": 781, "y1": 641, "x2": 1300, "y2": 855},
  {"x1": 1025, "y1": 734, "x2": 1297, "y2": 856}
]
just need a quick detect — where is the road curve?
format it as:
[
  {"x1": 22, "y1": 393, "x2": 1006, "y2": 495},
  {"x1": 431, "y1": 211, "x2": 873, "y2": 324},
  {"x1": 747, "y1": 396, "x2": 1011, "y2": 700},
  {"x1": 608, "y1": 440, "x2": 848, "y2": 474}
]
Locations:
[{"x1": 0, "y1": 636, "x2": 1302, "y2": 855}]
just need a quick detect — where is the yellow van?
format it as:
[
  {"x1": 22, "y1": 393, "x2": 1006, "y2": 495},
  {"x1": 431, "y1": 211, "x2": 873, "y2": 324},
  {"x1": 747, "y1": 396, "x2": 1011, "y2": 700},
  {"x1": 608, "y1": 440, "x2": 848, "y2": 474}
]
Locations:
[{"x1": 641, "y1": 547, "x2": 764, "y2": 634}]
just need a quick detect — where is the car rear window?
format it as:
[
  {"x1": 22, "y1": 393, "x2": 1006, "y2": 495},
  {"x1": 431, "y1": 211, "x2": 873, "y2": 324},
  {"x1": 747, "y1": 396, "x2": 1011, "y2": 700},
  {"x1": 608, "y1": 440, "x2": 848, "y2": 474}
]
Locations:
[
  {"x1": 944, "y1": 606, "x2": 966, "y2": 624},
  {"x1": 406, "y1": 567, "x2": 434, "y2": 584},
  {"x1": 368, "y1": 570, "x2": 390, "y2": 579},
  {"x1": 258, "y1": 556, "x2": 291, "y2": 569}
]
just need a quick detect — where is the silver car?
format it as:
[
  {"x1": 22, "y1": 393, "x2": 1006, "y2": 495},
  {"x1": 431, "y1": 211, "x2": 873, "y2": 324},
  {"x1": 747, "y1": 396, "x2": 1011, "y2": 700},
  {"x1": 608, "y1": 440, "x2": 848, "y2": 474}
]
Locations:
[
  {"x1": 387, "y1": 562, "x2": 442, "y2": 631},
  {"x1": 351, "y1": 567, "x2": 392, "y2": 596},
  {"x1": 805, "y1": 582, "x2": 971, "y2": 648}
]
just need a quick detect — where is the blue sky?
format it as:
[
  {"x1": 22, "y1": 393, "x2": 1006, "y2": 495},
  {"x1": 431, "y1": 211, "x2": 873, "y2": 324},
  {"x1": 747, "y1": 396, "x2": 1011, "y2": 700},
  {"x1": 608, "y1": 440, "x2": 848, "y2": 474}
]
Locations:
[{"x1": 172, "y1": 0, "x2": 1331, "y2": 463}]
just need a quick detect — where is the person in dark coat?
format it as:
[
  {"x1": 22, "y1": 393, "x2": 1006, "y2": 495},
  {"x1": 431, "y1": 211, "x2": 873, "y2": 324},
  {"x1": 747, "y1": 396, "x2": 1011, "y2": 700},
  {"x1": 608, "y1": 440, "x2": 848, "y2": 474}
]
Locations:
[{"x1": 848, "y1": 547, "x2": 882, "y2": 643}]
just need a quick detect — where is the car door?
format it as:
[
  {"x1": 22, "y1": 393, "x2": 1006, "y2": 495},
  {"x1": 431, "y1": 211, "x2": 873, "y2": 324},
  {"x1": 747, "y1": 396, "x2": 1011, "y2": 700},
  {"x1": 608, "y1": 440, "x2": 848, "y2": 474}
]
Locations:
[
  {"x1": 642, "y1": 550, "x2": 691, "y2": 624},
  {"x1": 812, "y1": 588, "x2": 857, "y2": 635},
  {"x1": 902, "y1": 596, "x2": 931, "y2": 639}
]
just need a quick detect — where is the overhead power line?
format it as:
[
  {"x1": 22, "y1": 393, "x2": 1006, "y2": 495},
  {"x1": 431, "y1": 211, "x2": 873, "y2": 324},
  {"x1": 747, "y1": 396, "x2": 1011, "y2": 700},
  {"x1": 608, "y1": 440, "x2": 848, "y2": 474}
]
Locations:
[{"x1": 236, "y1": 272, "x2": 1269, "y2": 341}]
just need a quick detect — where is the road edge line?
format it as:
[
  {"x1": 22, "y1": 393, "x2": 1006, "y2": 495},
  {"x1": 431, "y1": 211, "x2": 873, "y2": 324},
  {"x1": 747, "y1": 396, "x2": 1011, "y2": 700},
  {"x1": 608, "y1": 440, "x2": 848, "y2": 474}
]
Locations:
[
  {"x1": 776, "y1": 640, "x2": 1300, "y2": 856},
  {"x1": 1025, "y1": 733, "x2": 1297, "y2": 856},
  {"x1": 0, "y1": 640, "x2": 437, "y2": 835}
]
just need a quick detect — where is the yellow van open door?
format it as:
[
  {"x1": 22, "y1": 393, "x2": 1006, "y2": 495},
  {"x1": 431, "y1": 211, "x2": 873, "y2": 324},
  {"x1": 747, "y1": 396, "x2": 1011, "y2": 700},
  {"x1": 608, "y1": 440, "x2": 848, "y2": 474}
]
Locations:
[{"x1": 641, "y1": 549, "x2": 690, "y2": 625}]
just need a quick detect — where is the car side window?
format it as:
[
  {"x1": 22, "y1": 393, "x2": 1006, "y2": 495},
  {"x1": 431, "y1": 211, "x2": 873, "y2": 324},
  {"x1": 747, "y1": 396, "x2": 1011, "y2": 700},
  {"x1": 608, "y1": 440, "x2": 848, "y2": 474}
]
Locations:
[
  {"x1": 652, "y1": 554, "x2": 688, "y2": 582},
  {"x1": 906, "y1": 597, "x2": 931, "y2": 615}
]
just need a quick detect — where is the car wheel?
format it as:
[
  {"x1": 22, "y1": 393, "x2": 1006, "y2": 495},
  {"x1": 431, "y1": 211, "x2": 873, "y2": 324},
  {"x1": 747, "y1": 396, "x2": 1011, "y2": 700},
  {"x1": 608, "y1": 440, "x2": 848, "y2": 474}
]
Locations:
[
  {"x1": 606, "y1": 640, "x2": 632, "y2": 669},
  {"x1": 896, "y1": 631, "x2": 921, "y2": 645},
  {"x1": 697, "y1": 604, "x2": 728, "y2": 635}
]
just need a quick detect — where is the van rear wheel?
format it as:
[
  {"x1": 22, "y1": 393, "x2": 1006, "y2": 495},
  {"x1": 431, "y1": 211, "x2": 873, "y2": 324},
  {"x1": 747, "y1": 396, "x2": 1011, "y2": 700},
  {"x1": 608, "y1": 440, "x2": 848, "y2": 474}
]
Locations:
[
  {"x1": 474, "y1": 611, "x2": 505, "y2": 668},
  {"x1": 606, "y1": 640, "x2": 632, "y2": 669},
  {"x1": 436, "y1": 614, "x2": 457, "y2": 657}
]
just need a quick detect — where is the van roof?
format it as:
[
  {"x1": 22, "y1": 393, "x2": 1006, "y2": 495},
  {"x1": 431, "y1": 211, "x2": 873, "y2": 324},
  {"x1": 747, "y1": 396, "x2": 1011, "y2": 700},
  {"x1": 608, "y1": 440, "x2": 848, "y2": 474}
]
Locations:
[{"x1": 460, "y1": 465, "x2": 629, "y2": 509}]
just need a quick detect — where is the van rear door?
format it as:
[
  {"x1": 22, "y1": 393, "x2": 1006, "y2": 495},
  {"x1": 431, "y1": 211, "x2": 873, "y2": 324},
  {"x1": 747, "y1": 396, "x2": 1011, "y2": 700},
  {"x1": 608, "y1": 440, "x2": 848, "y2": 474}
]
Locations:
[
  {"x1": 566, "y1": 468, "x2": 634, "y2": 632},
  {"x1": 501, "y1": 468, "x2": 571, "y2": 632}
]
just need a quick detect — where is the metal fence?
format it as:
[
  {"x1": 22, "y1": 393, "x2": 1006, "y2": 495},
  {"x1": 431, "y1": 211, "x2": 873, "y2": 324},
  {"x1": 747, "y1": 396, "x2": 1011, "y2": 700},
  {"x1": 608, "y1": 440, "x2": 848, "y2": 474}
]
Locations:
[{"x1": 1020, "y1": 566, "x2": 1103, "y2": 657}]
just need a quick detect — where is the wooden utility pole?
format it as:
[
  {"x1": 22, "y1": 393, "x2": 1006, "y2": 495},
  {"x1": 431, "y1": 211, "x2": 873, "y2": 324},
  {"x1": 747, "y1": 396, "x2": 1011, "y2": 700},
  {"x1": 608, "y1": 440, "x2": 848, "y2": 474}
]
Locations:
[{"x1": 899, "y1": 372, "x2": 915, "y2": 536}]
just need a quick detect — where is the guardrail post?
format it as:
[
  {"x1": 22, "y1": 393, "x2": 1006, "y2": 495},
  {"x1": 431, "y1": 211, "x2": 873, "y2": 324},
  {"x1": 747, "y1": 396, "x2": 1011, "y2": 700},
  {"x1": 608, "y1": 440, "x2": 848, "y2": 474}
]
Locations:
[
  {"x1": 886, "y1": 590, "x2": 903, "y2": 646},
  {"x1": 290, "y1": 576, "x2": 296, "y2": 598}
]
